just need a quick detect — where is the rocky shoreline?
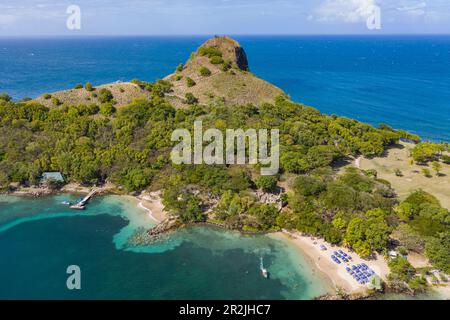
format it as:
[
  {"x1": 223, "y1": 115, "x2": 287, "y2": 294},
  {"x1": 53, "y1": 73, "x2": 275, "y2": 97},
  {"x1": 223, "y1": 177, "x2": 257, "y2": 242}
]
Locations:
[
  {"x1": 2, "y1": 182, "x2": 123, "y2": 198},
  {"x1": 4, "y1": 187, "x2": 54, "y2": 198},
  {"x1": 314, "y1": 292, "x2": 371, "y2": 300},
  {"x1": 127, "y1": 217, "x2": 181, "y2": 247}
]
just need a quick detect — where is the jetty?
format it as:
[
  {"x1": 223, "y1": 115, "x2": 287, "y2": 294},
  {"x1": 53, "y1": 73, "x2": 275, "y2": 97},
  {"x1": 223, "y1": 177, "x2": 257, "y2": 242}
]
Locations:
[{"x1": 70, "y1": 189, "x2": 97, "y2": 210}]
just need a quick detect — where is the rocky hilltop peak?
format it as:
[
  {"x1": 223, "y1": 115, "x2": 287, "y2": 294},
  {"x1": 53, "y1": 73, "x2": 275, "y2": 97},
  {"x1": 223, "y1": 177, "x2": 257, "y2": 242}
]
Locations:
[
  {"x1": 34, "y1": 36, "x2": 284, "y2": 109},
  {"x1": 194, "y1": 36, "x2": 249, "y2": 71},
  {"x1": 165, "y1": 36, "x2": 283, "y2": 108}
]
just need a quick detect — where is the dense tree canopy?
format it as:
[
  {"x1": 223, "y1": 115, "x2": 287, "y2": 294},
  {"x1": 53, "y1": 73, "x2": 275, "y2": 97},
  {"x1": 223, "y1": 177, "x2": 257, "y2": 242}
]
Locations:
[{"x1": 1, "y1": 79, "x2": 447, "y2": 273}]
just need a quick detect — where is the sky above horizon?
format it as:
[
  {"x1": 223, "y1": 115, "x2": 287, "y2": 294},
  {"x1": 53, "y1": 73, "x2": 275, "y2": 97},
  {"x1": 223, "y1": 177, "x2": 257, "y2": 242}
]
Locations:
[{"x1": 0, "y1": 0, "x2": 449, "y2": 36}]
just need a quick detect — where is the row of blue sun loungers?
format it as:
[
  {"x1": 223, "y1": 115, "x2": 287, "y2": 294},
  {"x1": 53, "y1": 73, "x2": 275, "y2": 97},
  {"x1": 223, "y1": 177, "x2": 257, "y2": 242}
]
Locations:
[
  {"x1": 346, "y1": 264, "x2": 377, "y2": 284},
  {"x1": 330, "y1": 250, "x2": 352, "y2": 264},
  {"x1": 330, "y1": 251, "x2": 378, "y2": 285}
]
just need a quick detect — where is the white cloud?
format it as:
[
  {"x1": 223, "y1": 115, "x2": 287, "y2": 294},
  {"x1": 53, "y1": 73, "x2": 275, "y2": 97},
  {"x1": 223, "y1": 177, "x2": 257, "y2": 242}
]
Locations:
[
  {"x1": 0, "y1": 14, "x2": 16, "y2": 26},
  {"x1": 311, "y1": 0, "x2": 378, "y2": 23},
  {"x1": 397, "y1": 1, "x2": 427, "y2": 16},
  {"x1": 394, "y1": 1, "x2": 448, "y2": 22},
  {"x1": 396, "y1": 1, "x2": 426, "y2": 11}
]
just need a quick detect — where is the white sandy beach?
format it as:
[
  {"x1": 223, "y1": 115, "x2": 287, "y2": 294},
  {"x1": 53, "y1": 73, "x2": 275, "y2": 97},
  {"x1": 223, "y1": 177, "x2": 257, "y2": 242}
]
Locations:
[
  {"x1": 136, "y1": 191, "x2": 168, "y2": 223},
  {"x1": 275, "y1": 230, "x2": 390, "y2": 295}
]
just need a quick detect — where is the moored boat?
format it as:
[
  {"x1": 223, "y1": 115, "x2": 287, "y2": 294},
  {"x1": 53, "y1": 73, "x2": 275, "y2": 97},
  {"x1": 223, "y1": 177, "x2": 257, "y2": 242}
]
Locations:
[{"x1": 260, "y1": 257, "x2": 269, "y2": 279}]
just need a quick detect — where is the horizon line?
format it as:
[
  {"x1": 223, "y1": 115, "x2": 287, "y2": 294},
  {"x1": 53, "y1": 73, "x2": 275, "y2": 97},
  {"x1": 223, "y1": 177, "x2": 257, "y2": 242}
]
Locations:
[{"x1": 1, "y1": 33, "x2": 450, "y2": 38}]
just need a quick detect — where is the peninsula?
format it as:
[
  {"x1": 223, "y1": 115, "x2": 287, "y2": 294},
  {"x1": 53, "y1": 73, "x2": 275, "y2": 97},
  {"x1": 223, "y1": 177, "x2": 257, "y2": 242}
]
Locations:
[{"x1": 0, "y1": 36, "x2": 449, "y2": 299}]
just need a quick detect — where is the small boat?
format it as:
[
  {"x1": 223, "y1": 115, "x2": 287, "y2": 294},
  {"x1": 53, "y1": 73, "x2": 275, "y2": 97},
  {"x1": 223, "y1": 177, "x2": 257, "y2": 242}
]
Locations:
[
  {"x1": 70, "y1": 204, "x2": 85, "y2": 210},
  {"x1": 260, "y1": 257, "x2": 269, "y2": 279}
]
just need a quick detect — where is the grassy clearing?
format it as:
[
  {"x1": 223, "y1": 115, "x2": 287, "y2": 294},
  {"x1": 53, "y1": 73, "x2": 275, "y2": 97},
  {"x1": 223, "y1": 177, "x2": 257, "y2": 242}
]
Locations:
[{"x1": 356, "y1": 141, "x2": 450, "y2": 209}]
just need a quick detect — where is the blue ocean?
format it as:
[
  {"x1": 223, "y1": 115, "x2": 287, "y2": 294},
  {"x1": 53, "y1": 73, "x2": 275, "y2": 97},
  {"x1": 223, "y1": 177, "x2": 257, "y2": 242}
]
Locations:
[{"x1": 1, "y1": 35, "x2": 449, "y2": 141}]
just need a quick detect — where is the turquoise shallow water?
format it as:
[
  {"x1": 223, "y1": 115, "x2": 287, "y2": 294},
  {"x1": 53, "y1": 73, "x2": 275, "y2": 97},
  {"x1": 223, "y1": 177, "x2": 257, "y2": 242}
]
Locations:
[{"x1": 0, "y1": 195, "x2": 329, "y2": 300}]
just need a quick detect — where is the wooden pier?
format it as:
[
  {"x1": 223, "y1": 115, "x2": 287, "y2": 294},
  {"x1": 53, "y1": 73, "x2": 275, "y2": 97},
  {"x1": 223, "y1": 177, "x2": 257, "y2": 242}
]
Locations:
[{"x1": 70, "y1": 189, "x2": 97, "y2": 210}]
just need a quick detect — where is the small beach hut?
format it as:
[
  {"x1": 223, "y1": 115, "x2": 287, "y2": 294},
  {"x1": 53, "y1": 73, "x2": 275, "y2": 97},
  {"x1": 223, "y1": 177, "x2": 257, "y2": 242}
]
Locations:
[{"x1": 40, "y1": 172, "x2": 64, "y2": 184}]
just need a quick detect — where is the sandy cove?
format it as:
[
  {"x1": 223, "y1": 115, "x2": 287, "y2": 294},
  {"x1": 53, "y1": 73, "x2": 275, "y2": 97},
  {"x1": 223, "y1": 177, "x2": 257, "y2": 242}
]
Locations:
[
  {"x1": 135, "y1": 191, "x2": 168, "y2": 223},
  {"x1": 6, "y1": 183, "x2": 433, "y2": 298},
  {"x1": 275, "y1": 230, "x2": 390, "y2": 295},
  {"x1": 129, "y1": 190, "x2": 388, "y2": 297},
  {"x1": 7, "y1": 185, "x2": 449, "y2": 298}
]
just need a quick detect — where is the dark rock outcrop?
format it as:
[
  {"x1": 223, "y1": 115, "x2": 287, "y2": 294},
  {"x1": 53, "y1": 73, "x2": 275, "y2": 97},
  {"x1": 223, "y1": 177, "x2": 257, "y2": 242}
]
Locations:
[{"x1": 201, "y1": 36, "x2": 249, "y2": 71}]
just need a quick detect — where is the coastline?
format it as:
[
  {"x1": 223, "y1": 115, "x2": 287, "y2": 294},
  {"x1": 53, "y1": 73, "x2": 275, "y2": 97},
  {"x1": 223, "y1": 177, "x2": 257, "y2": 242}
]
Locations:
[
  {"x1": 4, "y1": 182, "x2": 119, "y2": 198},
  {"x1": 3, "y1": 190, "x2": 449, "y2": 300},
  {"x1": 2, "y1": 186, "x2": 377, "y2": 298},
  {"x1": 3, "y1": 184, "x2": 169, "y2": 226}
]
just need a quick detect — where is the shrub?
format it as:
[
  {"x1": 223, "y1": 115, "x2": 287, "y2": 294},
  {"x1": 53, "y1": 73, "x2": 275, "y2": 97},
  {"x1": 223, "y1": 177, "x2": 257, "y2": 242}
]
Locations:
[
  {"x1": 412, "y1": 142, "x2": 443, "y2": 164},
  {"x1": 85, "y1": 82, "x2": 94, "y2": 91},
  {"x1": 221, "y1": 60, "x2": 232, "y2": 71},
  {"x1": 364, "y1": 169, "x2": 378, "y2": 178},
  {"x1": 100, "y1": 103, "x2": 116, "y2": 116},
  {"x1": 392, "y1": 224, "x2": 425, "y2": 253},
  {"x1": 186, "y1": 77, "x2": 196, "y2": 87},
  {"x1": 184, "y1": 93, "x2": 198, "y2": 105},
  {"x1": 119, "y1": 87, "x2": 125, "y2": 93},
  {"x1": 388, "y1": 256, "x2": 416, "y2": 282},
  {"x1": 398, "y1": 246, "x2": 408, "y2": 256},
  {"x1": 51, "y1": 97, "x2": 61, "y2": 106},
  {"x1": 80, "y1": 103, "x2": 99, "y2": 115},
  {"x1": 44, "y1": 178, "x2": 63, "y2": 191},
  {"x1": 210, "y1": 56, "x2": 224, "y2": 65},
  {"x1": 403, "y1": 189, "x2": 440, "y2": 209},
  {"x1": 98, "y1": 88, "x2": 113, "y2": 103},
  {"x1": 198, "y1": 46, "x2": 222, "y2": 58},
  {"x1": 151, "y1": 80, "x2": 172, "y2": 98},
  {"x1": 120, "y1": 168, "x2": 153, "y2": 192},
  {"x1": 395, "y1": 168, "x2": 403, "y2": 177},
  {"x1": 43, "y1": 93, "x2": 52, "y2": 100},
  {"x1": 293, "y1": 175, "x2": 326, "y2": 197},
  {"x1": 441, "y1": 155, "x2": 450, "y2": 164},
  {"x1": 131, "y1": 79, "x2": 153, "y2": 91},
  {"x1": 425, "y1": 233, "x2": 450, "y2": 273},
  {"x1": 74, "y1": 84, "x2": 83, "y2": 89},
  {"x1": 422, "y1": 168, "x2": 432, "y2": 178},
  {"x1": 199, "y1": 66, "x2": 212, "y2": 77},
  {"x1": 431, "y1": 161, "x2": 442, "y2": 175},
  {"x1": 176, "y1": 75, "x2": 183, "y2": 81},
  {"x1": 0, "y1": 93, "x2": 12, "y2": 102},
  {"x1": 176, "y1": 64, "x2": 184, "y2": 72},
  {"x1": 408, "y1": 276, "x2": 428, "y2": 292},
  {"x1": 255, "y1": 176, "x2": 278, "y2": 193}
]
